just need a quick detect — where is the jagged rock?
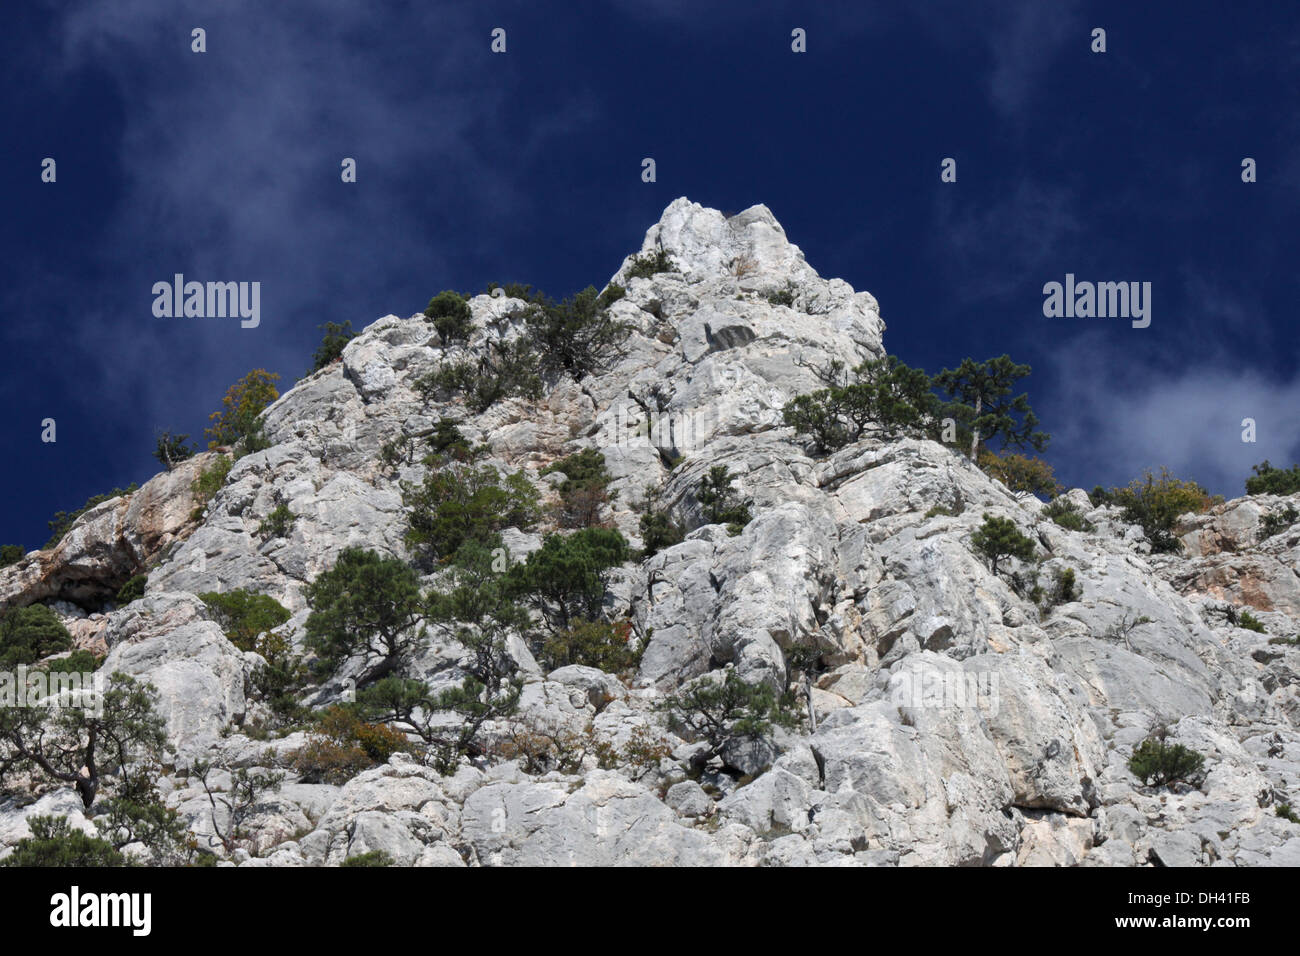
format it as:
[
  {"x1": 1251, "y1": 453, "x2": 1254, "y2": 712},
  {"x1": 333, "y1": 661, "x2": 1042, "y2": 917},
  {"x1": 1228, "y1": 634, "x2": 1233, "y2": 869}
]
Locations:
[{"x1": 6, "y1": 198, "x2": 1300, "y2": 867}]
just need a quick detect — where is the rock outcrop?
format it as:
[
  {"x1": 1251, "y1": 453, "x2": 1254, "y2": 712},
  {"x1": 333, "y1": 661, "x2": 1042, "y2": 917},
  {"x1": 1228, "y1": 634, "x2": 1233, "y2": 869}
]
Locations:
[{"x1": 3, "y1": 198, "x2": 1298, "y2": 866}]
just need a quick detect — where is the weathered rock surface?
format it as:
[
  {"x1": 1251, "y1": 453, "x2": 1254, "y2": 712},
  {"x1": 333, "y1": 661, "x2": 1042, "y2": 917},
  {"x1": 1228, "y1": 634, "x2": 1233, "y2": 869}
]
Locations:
[{"x1": 3, "y1": 198, "x2": 1299, "y2": 866}]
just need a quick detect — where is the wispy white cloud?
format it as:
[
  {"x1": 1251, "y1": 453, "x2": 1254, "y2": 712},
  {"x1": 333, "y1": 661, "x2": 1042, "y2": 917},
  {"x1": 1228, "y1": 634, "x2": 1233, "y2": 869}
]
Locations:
[{"x1": 1043, "y1": 332, "x2": 1300, "y2": 496}]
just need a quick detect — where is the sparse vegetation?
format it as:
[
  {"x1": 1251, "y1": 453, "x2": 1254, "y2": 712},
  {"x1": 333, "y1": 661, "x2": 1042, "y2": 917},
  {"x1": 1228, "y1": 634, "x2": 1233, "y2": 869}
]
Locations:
[
  {"x1": 1245, "y1": 461, "x2": 1300, "y2": 496},
  {"x1": 542, "y1": 448, "x2": 615, "y2": 529},
  {"x1": 1128, "y1": 734, "x2": 1206, "y2": 788},
  {"x1": 293, "y1": 706, "x2": 410, "y2": 784},
  {"x1": 1260, "y1": 504, "x2": 1299, "y2": 541},
  {"x1": 200, "y1": 589, "x2": 292, "y2": 653},
  {"x1": 696, "y1": 466, "x2": 752, "y2": 533},
  {"x1": 258, "y1": 503, "x2": 295, "y2": 539},
  {"x1": 978, "y1": 450, "x2": 1061, "y2": 499},
  {"x1": 115, "y1": 574, "x2": 148, "y2": 606},
  {"x1": 970, "y1": 514, "x2": 1036, "y2": 576},
  {"x1": 311, "y1": 320, "x2": 357, "y2": 372},
  {"x1": 537, "y1": 618, "x2": 641, "y2": 675},
  {"x1": 1108, "y1": 467, "x2": 1216, "y2": 553},
  {"x1": 205, "y1": 369, "x2": 280, "y2": 451},
  {"x1": 1042, "y1": 496, "x2": 1094, "y2": 532},
  {"x1": 624, "y1": 249, "x2": 678, "y2": 280},
  {"x1": 658, "y1": 670, "x2": 800, "y2": 773},
  {"x1": 0, "y1": 604, "x2": 73, "y2": 667},
  {"x1": 0, "y1": 816, "x2": 126, "y2": 867}
]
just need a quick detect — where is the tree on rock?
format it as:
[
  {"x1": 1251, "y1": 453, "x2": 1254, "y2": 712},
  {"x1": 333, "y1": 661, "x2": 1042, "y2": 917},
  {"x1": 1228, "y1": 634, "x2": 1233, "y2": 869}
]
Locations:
[
  {"x1": 305, "y1": 548, "x2": 426, "y2": 684},
  {"x1": 205, "y1": 368, "x2": 281, "y2": 451},
  {"x1": 933, "y1": 355, "x2": 1048, "y2": 461},
  {"x1": 970, "y1": 514, "x2": 1036, "y2": 575},
  {"x1": 0, "y1": 673, "x2": 166, "y2": 808}
]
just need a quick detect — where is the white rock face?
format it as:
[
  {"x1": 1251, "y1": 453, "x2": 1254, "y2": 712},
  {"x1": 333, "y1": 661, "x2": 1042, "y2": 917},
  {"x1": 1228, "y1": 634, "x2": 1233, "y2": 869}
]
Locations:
[{"x1": 3, "y1": 198, "x2": 1299, "y2": 866}]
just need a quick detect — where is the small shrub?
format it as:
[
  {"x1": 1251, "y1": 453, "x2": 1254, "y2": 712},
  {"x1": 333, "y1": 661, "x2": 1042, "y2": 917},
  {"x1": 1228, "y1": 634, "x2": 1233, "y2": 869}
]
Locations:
[
  {"x1": 191, "y1": 455, "x2": 233, "y2": 518},
  {"x1": 153, "y1": 430, "x2": 196, "y2": 470},
  {"x1": 1245, "y1": 461, "x2": 1300, "y2": 496},
  {"x1": 1042, "y1": 496, "x2": 1094, "y2": 532},
  {"x1": 764, "y1": 284, "x2": 795, "y2": 307},
  {"x1": 978, "y1": 450, "x2": 1061, "y2": 499},
  {"x1": 1127, "y1": 736, "x2": 1206, "y2": 787},
  {"x1": 401, "y1": 462, "x2": 539, "y2": 568},
  {"x1": 246, "y1": 630, "x2": 309, "y2": 726},
  {"x1": 524, "y1": 285, "x2": 629, "y2": 379},
  {"x1": 696, "y1": 466, "x2": 752, "y2": 533},
  {"x1": 1089, "y1": 485, "x2": 1114, "y2": 507},
  {"x1": 293, "y1": 706, "x2": 410, "y2": 784},
  {"x1": 0, "y1": 604, "x2": 73, "y2": 668},
  {"x1": 1236, "y1": 609, "x2": 1266, "y2": 633},
  {"x1": 1260, "y1": 504, "x2": 1299, "y2": 541},
  {"x1": 115, "y1": 574, "x2": 148, "y2": 606},
  {"x1": 417, "y1": 338, "x2": 544, "y2": 412},
  {"x1": 0, "y1": 544, "x2": 23, "y2": 568},
  {"x1": 57, "y1": 648, "x2": 104, "y2": 674},
  {"x1": 341, "y1": 850, "x2": 395, "y2": 867},
  {"x1": 640, "y1": 506, "x2": 687, "y2": 557},
  {"x1": 538, "y1": 618, "x2": 641, "y2": 674},
  {"x1": 258, "y1": 504, "x2": 295, "y2": 540},
  {"x1": 1109, "y1": 467, "x2": 1216, "y2": 553},
  {"x1": 0, "y1": 816, "x2": 126, "y2": 867},
  {"x1": 200, "y1": 589, "x2": 292, "y2": 653},
  {"x1": 924, "y1": 504, "x2": 961, "y2": 519},
  {"x1": 424, "y1": 290, "x2": 473, "y2": 345},
  {"x1": 970, "y1": 514, "x2": 1036, "y2": 576},
  {"x1": 1032, "y1": 566, "x2": 1080, "y2": 616},
  {"x1": 542, "y1": 448, "x2": 614, "y2": 529},
  {"x1": 624, "y1": 249, "x2": 678, "y2": 280},
  {"x1": 205, "y1": 369, "x2": 280, "y2": 450},
  {"x1": 311, "y1": 320, "x2": 357, "y2": 372},
  {"x1": 1277, "y1": 803, "x2": 1300, "y2": 824}
]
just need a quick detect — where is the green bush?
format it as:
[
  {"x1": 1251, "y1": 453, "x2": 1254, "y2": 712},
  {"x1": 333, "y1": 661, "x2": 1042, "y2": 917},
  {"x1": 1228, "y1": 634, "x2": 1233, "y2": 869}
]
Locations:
[
  {"x1": 1260, "y1": 504, "x2": 1299, "y2": 540},
  {"x1": 153, "y1": 429, "x2": 196, "y2": 470},
  {"x1": 402, "y1": 462, "x2": 539, "y2": 569},
  {"x1": 1277, "y1": 803, "x2": 1300, "y2": 824},
  {"x1": 524, "y1": 285, "x2": 629, "y2": 379},
  {"x1": 764, "y1": 284, "x2": 795, "y2": 307},
  {"x1": 640, "y1": 507, "x2": 687, "y2": 557},
  {"x1": 0, "y1": 604, "x2": 73, "y2": 667},
  {"x1": 417, "y1": 338, "x2": 544, "y2": 412},
  {"x1": 696, "y1": 466, "x2": 752, "y2": 533},
  {"x1": 0, "y1": 816, "x2": 126, "y2": 867},
  {"x1": 45, "y1": 484, "x2": 140, "y2": 549},
  {"x1": 115, "y1": 574, "x2": 148, "y2": 606},
  {"x1": 0, "y1": 544, "x2": 25, "y2": 568},
  {"x1": 1042, "y1": 496, "x2": 1094, "y2": 532},
  {"x1": 57, "y1": 648, "x2": 104, "y2": 674},
  {"x1": 258, "y1": 503, "x2": 295, "y2": 540},
  {"x1": 542, "y1": 448, "x2": 614, "y2": 529},
  {"x1": 783, "y1": 356, "x2": 940, "y2": 454},
  {"x1": 305, "y1": 549, "x2": 425, "y2": 681},
  {"x1": 205, "y1": 369, "x2": 280, "y2": 450},
  {"x1": 1109, "y1": 467, "x2": 1215, "y2": 553},
  {"x1": 537, "y1": 618, "x2": 642, "y2": 674},
  {"x1": 200, "y1": 589, "x2": 292, "y2": 653},
  {"x1": 971, "y1": 514, "x2": 1036, "y2": 575},
  {"x1": 507, "y1": 528, "x2": 630, "y2": 632},
  {"x1": 1233, "y1": 608, "x2": 1266, "y2": 633},
  {"x1": 1245, "y1": 461, "x2": 1300, "y2": 496},
  {"x1": 311, "y1": 320, "x2": 357, "y2": 372},
  {"x1": 1030, "y1": 566, "x2": 1080, "y2": 615},
  {"x1": 246, "y1": 630, "x2": 309, "y2": 726},
  {"x1": 293, "y1": 706, "x2": 410, "y2": 784},
  {"x1": 624, "y1": 249, "x2": 678, "y2": 280},
  {"x1": 978, "y1": 450, "x2": 1061, "y2": 499},
  {"x1": 1128, "y1": 736, "x2": 1206, "y2": 787},
  {"x1": 191, "y1": 455, "x2": 233, "y2": 518},
  {"x1": 424, "y1": 290, "x2": 474, "y2": 345},
  {"x1": 341, "y1": 850, "x2": 395, "y2": 867},
  {"x1": 1089, "y1": 485, "x2": 1114, "y2": 507},
  {"x1": 658, "y1": 670, "x2": 800, "y2": 768}
]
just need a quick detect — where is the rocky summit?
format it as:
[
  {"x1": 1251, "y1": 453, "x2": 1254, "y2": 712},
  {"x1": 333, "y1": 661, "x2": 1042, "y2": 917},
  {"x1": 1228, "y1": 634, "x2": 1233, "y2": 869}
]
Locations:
[{"x1": 2, "y1": 197, "x2": 1298, "y2": 867}]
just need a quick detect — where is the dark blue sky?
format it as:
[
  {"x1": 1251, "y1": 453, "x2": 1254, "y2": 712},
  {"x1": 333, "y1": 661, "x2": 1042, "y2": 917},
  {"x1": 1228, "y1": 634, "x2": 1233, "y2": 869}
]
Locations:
[{"x1": 2, "y1": 1, "x2": 1297, "y2": 550}]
